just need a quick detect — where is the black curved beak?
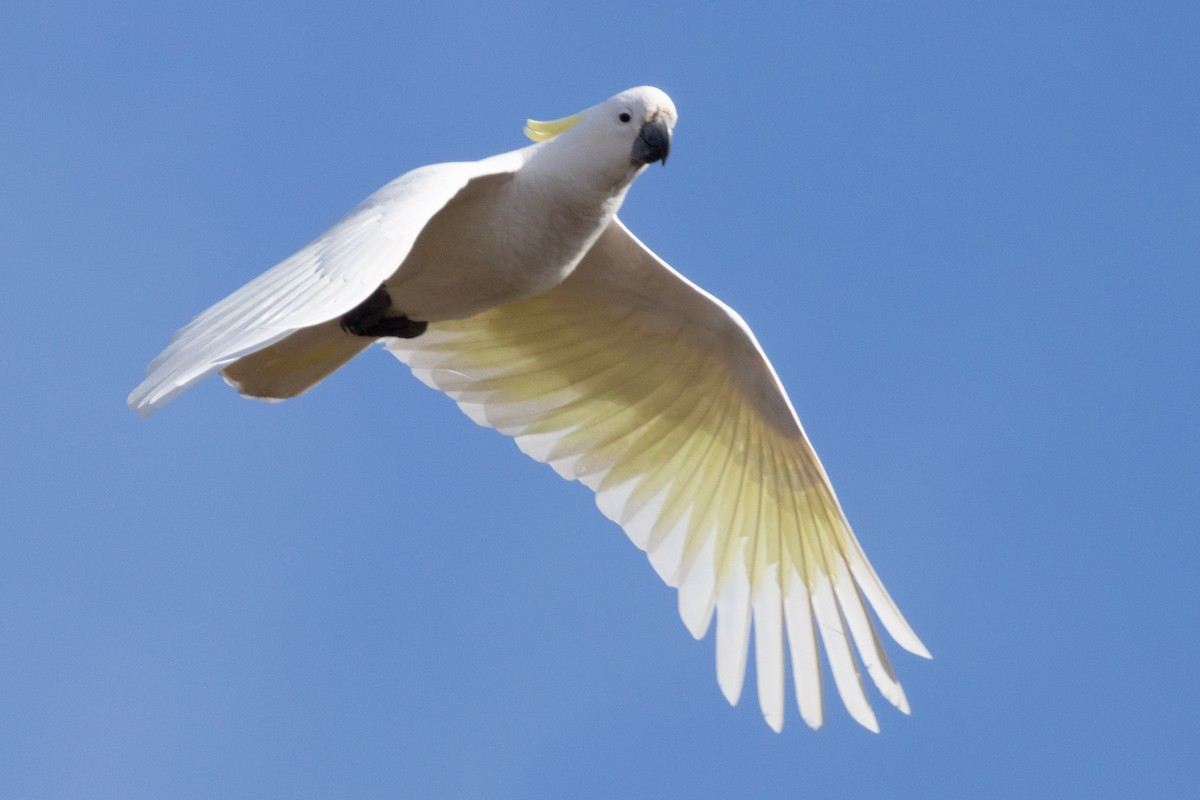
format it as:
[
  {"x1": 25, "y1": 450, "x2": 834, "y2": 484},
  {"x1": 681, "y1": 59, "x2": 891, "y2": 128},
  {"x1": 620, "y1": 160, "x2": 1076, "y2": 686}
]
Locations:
[{"x1": 631, "y1": 116, "x2": 672, "y2": 166}]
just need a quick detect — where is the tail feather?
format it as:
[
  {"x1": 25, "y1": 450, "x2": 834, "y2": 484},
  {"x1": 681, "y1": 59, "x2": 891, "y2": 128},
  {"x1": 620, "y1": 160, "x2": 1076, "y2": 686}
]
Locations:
[{"x1": 220, "y1": 319, "x2": 373, "y2": 401}]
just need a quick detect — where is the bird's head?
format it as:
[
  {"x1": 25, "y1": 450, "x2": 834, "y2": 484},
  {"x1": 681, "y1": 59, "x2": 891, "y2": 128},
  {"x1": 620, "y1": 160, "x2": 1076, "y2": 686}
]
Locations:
[{"x1": 525, "y1": 87, "x2": 677, "y2": 184}]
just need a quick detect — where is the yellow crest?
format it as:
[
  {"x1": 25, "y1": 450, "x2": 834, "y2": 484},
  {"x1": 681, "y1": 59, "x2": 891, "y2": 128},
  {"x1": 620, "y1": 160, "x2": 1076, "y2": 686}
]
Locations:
[{"x1": 523, "y1": 113, "x2": 584, "y2": 142}]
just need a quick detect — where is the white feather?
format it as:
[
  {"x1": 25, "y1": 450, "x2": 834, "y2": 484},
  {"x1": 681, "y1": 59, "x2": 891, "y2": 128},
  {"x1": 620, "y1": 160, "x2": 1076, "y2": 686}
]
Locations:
[
  {"x1": 830, "y1": 552, "x2": 909, "y2": 713},
  {"x1": 811, "y1": 571, "x2": 878, "y2": 733},
  {"x1": 752, "y1": 564, "x2": 786, "y2": 732},
  {"x1": 676, "y1": 522, "x2": 716, "y2": 639},
  {"x1": 715, "y1": 545, "x2": 752, "y2": 706},
  {"x1": 783, "y1": 570, "x2": 824, "y2": 729}
]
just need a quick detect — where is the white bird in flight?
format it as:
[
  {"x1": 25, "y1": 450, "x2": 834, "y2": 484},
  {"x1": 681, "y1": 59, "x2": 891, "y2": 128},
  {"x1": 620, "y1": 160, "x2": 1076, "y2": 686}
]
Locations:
[{"x1": 129, "y1": 86, "x2": 930, "y2": 733}]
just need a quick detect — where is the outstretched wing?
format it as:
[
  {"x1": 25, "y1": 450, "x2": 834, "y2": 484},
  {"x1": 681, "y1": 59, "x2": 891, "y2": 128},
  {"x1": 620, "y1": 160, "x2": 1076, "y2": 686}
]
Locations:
[
  {"x1": 128, "y1": 149, "x2": 527, "y2": 416},
  {"x1": 387, "y1": 218, "x2": 930, "y2": 733}
]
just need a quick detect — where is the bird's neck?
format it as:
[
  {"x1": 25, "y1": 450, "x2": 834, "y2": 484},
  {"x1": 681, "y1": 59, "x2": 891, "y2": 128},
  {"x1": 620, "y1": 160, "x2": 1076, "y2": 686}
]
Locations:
[{"x1": 521, "y1": 135, "x2": 644, "y2": 201}]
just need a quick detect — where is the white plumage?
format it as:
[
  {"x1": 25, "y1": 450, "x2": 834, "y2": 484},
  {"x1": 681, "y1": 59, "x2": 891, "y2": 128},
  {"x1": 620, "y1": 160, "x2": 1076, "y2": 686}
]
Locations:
[{"x1": 130, "y1": 86, "x2": 930, "y2": 733}]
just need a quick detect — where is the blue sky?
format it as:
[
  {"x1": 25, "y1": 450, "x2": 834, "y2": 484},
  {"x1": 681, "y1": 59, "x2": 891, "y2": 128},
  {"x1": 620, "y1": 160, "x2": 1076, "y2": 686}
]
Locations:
[{"x1": 3, "y1": 1, "x2": 1198, "y2": 797}]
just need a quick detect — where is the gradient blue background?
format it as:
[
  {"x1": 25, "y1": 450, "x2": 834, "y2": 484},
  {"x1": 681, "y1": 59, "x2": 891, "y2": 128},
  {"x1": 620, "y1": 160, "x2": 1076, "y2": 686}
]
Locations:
[{"x1": 4, "y1": 1, "x2": 1198, "y2": 797}]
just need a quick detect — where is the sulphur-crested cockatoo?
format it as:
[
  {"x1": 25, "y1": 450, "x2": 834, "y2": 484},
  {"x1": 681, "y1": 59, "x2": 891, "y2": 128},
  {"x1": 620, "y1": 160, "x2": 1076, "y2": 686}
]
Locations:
[{"x1": 129, "y1": 86, "x2": 929, "y2": 732}]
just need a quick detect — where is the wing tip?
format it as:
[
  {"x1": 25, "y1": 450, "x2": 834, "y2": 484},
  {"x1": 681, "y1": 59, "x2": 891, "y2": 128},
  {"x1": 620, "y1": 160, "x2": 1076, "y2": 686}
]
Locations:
[
  {"x1": 127, "y1": 381, "x2": 172, "y2": 418},
  {"x1": 718, "y1": 675, "x2": 744, "y2": 707},
  {"x1": 129, "y1": 401, "x2": 156, "y2": 418},
  {"x1": 680, "y1": 597, "x2": 714, "y2": 640},
  {"x1": 905, "y1": 638, "x2": 933, "y2": 660},
  {"x1": 799, "y1": 710, "x2": 824, "y2": 730}
]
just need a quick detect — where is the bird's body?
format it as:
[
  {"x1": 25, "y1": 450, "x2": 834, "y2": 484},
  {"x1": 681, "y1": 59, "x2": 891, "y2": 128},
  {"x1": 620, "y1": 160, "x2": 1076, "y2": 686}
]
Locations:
[
  {"x1": 130, "y1": 87, "x2": 929, "y2": 733},
  {"x1": 380, "y1": 151, "x2": 625, "y2": 322}
]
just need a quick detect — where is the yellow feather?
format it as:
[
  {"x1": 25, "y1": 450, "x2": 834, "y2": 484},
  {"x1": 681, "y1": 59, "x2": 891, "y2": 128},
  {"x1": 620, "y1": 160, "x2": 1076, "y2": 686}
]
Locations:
[
  {"x1": 385, "y1": 219, "x2": 931, "y2": 732},
  {"x1": 523, "y1": 113, "x2": 585, "y2": 142}
]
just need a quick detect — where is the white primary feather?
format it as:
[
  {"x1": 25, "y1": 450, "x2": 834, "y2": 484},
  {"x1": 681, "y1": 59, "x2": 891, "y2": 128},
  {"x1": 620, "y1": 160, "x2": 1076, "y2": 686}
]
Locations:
[{"x1": 387, "y1": 219, "x2": 930, "y2": 731}]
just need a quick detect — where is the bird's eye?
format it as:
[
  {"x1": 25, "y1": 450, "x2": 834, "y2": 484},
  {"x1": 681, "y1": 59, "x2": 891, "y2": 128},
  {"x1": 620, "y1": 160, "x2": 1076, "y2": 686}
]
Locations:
[{"x1": 618, "y1": 112, "x2": 632, "y2": 123}]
